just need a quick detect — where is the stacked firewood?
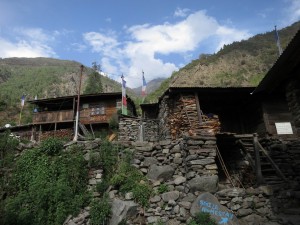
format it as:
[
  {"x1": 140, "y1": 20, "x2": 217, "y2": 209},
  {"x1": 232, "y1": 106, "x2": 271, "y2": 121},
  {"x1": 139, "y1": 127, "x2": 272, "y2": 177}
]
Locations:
[
  {"x1": 167, "y1": 94, "x2": 222, "y2": 138},
  {"x1": 169, "y1": 95, "x2": 200, "y2": 139},
  {"x1": 200, "y1": 114, "x2": 221, "y2": 134},
  {"x1": 40, "y1": 129, "x2": 73, "y2": 141}
]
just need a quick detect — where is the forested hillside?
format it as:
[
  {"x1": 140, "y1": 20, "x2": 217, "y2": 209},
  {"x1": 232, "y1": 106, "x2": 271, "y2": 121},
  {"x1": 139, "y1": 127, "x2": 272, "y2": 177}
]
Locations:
[{"x1": 146, "y1": 21, "x2": 300, "y2": 103}]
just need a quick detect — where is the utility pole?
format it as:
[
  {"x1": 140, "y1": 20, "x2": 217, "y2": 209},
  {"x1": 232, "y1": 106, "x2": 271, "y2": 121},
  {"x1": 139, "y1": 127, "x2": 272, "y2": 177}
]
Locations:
[{"x1": 73, "y1": 65, "x2": 84, "y2": 141}]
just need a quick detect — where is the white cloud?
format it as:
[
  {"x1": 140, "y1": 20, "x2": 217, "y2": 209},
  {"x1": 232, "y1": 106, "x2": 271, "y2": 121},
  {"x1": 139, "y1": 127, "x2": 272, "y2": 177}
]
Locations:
[
  {"x1": 0, "y1": 27, "x2": 58, "y2": 58},
  {"x1": 285, "y1": 0, "x2": 300, "y2": 24},
  {"x1": 0, "y1": 38, "x2": 56, "y2": 58},
  {"x1": 71, "y1": 43, "x2": 87, "y2": 52},
  {"x1": 15, "y1": 27, "x2": 54, "y2": 43},
  {"x1": 83, "y1": 10, "x2": 251, "y2": 87},
  {"x1": 83, "y1": 32, "x2": 120, "y2": 58},
  {"x1": 174, "y1": 7, "x2": 190, "y2": 18}
]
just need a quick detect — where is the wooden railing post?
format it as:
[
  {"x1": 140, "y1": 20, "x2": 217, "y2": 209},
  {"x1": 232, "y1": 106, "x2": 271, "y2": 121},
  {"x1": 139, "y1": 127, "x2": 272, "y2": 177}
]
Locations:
[{"x1": 253, "y1": 133, "x2": 264, "y2": 185}]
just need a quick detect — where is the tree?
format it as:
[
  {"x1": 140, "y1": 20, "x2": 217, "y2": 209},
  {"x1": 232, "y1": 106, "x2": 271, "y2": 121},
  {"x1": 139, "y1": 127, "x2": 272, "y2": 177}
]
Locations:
[{"x1": 84, "y1": 62, "x2": 103, "y2": 94}]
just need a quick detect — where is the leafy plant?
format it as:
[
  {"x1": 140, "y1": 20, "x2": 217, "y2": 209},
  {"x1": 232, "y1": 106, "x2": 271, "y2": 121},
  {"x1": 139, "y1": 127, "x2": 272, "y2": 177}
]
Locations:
[
  {"x1": 109, "y1": 112, "x2": 119, "y2": 130},
  {"x1": 99, "y1": 141, "x2": 119, "y2": 178},
  {"x1": 2, "y1": 148, "x2": 89, "y2": 225},
  {"x1": 110, "y1": 159, "x2": 152, "y2": 207},
  {"x1": 90, "y1": 194, "x2": 111, "y2": 225},
  {"x1": 187, "y1": 212, "x2": 217, "y2": 225},
  {"x1": 96, "y1": 179, "x2": 109, "y2": 196},
  {"x1": 39, "y1": 137, "x2": 63, "y2": 155},
  {"x1": 132, "y1": 182, "x2": 152, "y2": 207},
  {"x1": 157, "y1": 184, "x2": 169, "y2": 194},
  {"x1": 0, "y1": 130, "x2": 19, "y2": 162}
]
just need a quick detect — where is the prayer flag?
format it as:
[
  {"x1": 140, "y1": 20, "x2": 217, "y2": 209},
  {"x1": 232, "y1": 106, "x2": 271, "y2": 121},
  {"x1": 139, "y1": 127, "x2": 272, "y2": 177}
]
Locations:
[
  {"x1": 142, "y1": 71, "x2": 147, "y2": 97},
  {"x1": 274, "y1": 26, "x2": 283, "y2": 55},
  {"x1": 121, "y1": 75, "x2": 127, "y2": 115},
  {"x1": 21, "y1": 95, "x2": 25, "y2": 107}
]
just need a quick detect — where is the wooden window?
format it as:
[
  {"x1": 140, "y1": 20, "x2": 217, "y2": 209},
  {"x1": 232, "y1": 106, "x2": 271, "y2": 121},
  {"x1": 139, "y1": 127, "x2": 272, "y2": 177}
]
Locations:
[
  {"x1": 90, "y1": 103, "x2": 105, "y2": 116},
  {"x1": 116, "y1": 100, "x2": 122, "y2": 109}
]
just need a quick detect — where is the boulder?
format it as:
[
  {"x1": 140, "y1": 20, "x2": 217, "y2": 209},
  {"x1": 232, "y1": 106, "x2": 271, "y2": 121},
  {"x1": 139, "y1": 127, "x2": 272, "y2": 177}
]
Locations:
[
  {"x1": 174, "y1": 176, "x2": 186, "y2": 185},
  {"x1": 143, "y1": 157, "x2": 158, "y2": 167},
  {"x1": 190, "y1": 192, "x2": 246, "y2": 225},
  {"x1": 147, "y1": 164, "x2": 175, "y2": 181},
  {"x1": 188, "y1": 175, "x2": 218, "y2": 193},
  {"x1": 216, "y1": 188, "x2": 246, "y2": 198},
  {"x1": 109, "y1": 199, "x2": 138, "y2": 225},
  {"x1": 161, "y1": 191, "x2": 180, "y2": 202}
]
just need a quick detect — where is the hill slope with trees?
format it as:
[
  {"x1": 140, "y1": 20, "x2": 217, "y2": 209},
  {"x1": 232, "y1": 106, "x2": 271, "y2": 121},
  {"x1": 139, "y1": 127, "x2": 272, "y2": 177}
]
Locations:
[{"x1": 146, "y1": 21, "x2": 300, "y2": 103}]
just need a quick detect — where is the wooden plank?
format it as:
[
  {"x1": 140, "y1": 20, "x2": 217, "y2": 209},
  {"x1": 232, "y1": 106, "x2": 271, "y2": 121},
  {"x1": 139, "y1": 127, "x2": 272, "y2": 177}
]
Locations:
[
  {"x1": 257, "y1": 141, "x2": 288, "y2": 182},
  {"x1": 262, "y1": 103, "x2": 272, "y2": 135},
  {"x1": 194, "y1": 92, "x2": 202, "y2": 125},
  {"x1": 253, "y1": 134, "x2": 265, "y2": 185}
]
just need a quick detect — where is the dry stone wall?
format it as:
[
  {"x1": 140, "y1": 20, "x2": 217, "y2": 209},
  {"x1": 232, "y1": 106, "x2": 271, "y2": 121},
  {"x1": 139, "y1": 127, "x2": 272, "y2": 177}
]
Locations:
[
  {"x1": 286, "y1": 78, "x2": 300, "y2": 134},
  {"x1": 118, "y1": 116, "x2": 159, "y2": 142}
]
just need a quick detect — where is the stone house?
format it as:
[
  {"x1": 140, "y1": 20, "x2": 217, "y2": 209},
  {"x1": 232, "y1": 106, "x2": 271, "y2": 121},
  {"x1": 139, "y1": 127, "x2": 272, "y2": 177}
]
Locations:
[{"x1": 117, "y1": 28, "x2": 300, "y2": 225}]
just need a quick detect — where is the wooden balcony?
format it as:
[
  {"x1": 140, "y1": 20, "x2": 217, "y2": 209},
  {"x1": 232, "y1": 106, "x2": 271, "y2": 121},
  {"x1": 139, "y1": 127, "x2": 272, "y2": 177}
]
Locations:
[{"x1": 33, "y1": 110, "x2": 74, "y2": 124}]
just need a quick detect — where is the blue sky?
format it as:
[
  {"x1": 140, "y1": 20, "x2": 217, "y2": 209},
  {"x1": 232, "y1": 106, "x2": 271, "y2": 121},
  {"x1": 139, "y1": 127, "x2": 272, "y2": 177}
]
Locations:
[{"x1": 0, "y1": 0, "x2": 300, "y2": 87}]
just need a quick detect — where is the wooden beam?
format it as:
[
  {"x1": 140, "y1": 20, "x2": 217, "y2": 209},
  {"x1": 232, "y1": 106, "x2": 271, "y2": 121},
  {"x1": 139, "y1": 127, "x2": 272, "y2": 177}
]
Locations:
[
  {"x1": 257, "y1": 141, "x2": 288, "y2": 182},
  {"x1": 194, "y1": 92, "x2": 202, "y2": 125},
  {"x1": 253, "y1": 133, "x2": 265, "y2": 185}
]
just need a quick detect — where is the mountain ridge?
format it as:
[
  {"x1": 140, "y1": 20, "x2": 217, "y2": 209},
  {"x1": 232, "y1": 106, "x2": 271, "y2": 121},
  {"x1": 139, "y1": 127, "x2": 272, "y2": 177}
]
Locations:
[{"x1": 146, "y1": 21, "x2": 300, "y2": 102}]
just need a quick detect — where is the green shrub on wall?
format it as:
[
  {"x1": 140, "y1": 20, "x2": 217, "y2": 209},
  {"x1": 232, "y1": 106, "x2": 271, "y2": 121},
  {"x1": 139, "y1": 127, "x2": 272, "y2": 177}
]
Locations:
[
  {"x1": 90, "y1": 194, "x2": 111, "y2": 225},
  {"x1": 188, "y1": 212, "x2": 218, "y2": 225},
  {"x1": 2, "y1": 141, "x2": 89, "y2": 225},
  {"x1": 39, "y1": 137, "x2": 63, "y2": 155}
]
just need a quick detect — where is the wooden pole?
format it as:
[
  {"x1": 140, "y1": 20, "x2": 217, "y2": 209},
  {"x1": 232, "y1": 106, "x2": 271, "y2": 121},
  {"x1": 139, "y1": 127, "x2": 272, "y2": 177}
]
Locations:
[{"x1": 73, "y1": 65, "x2": 84, "y2": 141}]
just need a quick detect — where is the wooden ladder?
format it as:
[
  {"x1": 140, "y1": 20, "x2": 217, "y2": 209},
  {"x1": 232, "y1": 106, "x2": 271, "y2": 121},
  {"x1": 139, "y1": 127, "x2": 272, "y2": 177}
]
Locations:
[
  {"x1": 79, "y1": 123, "x2": 91, "y2": 137},
  {"x1": 235, "y1": 134, "x2": 288, "y2": 186}
]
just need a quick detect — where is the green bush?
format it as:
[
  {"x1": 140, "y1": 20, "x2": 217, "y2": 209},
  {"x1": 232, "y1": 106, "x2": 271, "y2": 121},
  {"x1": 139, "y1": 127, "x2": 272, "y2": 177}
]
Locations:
[
  {"x1": 96, "y1": 179, "x2": 109, "y2": 196},
  {"x1": 90, "y1": 194, "x2": 111, "y2": 225},
  {"x1": 99, "y1": 141, "x2": 119, "y2": 178},
  {"x1": 188, "y1": 212, "x2": 217, "y2": 225},
  {"x1": 109, "y1": 113, "x2": 119, "y2": 130},
  {"x1": 157, "y1": 184, "x2": 169, "y2": 194},
  {"x1": 0, "y1": 130, "x2": 19, "y2": 162},
  {"x1": 39, "y1": 137, "x2": 63, "y2": 155},
  {"x1": 2, "y1": 148, "x2": 89, "y2": 225},
  {"x1": 110, "y1": 160, "x2": 152, "y2": 207},
  {"x1": 132, "y1": 182, "x2": 152, "y2": 207}
]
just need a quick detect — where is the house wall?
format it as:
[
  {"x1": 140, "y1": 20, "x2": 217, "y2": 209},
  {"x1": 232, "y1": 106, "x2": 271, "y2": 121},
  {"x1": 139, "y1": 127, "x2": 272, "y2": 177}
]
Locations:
[
  {"x1": 262, "y1": 98, "x2": 297, "y2": 136},
  {"x1": 118, "y1": 116, "x2": 159, "y2": 142},
  {"x1": 286, "y1": 78, "x2": 300, "y2": 135},
  {"x1": 79, "y1": 99, "x2": 119, "y2": 124},
  {"x1": 33, "y1": 109, "x2": 74, "y2": 124}
]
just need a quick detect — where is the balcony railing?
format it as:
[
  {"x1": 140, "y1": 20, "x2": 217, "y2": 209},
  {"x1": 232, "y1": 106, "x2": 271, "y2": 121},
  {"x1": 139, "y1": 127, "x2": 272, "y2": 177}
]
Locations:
[{"x1": 33, "y1": 110, "x2": 74, "y2": 124}]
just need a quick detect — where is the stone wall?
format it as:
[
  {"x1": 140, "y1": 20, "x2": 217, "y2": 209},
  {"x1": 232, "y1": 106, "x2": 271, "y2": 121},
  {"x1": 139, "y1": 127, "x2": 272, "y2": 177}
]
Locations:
[
  {"x1": 157, "y1": 95, "x2": 172, "y2": 140},
  {"x1": 118, "y1": 116, "x2": 159, "y2": 142},
  {"x1": 124, "y1": 136, "x2": 300, "y2": 225},
  {"x1": 157, "y1": 93, "x2": 220, "y2": 141},
  {"x1": 286, "y1": 78, "x2": 300, "y2": 134},
  {"x1": 127, "y1": 135, "x2": 219, "y2": 224}
]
